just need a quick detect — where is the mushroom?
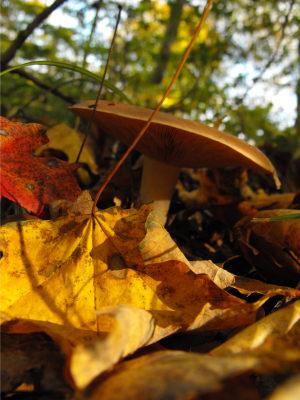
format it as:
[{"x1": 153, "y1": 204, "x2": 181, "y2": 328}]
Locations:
[{"x1": 69, "y1": 100, "x2": 280, "y2": 224}]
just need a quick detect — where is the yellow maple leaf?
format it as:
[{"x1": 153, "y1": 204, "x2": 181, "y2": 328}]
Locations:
[
  {"x1": 1, "y1": 202, "x2": 299, "y2": 344},
  {"x1": 1, "y1": 204, "x2": 151, "y2": 343}
]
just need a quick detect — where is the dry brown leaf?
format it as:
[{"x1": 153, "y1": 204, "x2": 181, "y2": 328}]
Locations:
[
  {"x1": 90, "y1": 165, "x2": 142, "y2": 205},
  {"x1": 234, "y1": 209, "x2": 300, "y2": 286},
  {"x1": 49, "y1": 190, "x2": 98, "y2": 220},
  {"x1": 198, "y1": 168, "x2": 249, "y2": 206},
  {"x1": 243, "y1": 193, "x2": 299, "y2": 211},
  {"x1": 176, "y1": 168, "x2": 248, "y2": 209},
  {"x1": 176, "y1": 168, "x2": 260, "y2": 226},
  {"x1": 175, "y1": 180, "x2": 203, "y2": 210},
  {"x1": 1, "y1": 332, "x2": 70, "y2": 394}
]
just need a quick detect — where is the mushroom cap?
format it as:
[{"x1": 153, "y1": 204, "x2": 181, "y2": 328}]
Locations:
[{"x1": 69, "y1": 100, "x2": 280, "y2": 185}]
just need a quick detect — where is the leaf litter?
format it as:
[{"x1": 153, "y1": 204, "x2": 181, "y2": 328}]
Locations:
[
  {"x1": 1, "y1": 191, "x2": 300, "y2": 394},
  {"x1": 2, "y1": 2, "x2": 300, "y2": 398},
  {"x1": 2, "y1": 142, "x2": 300, "y2": 398},
  {"x1": 85, "y1": 299, "x2": 300, "y2": 400}
]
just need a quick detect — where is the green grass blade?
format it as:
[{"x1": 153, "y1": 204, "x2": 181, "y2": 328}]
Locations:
[
  {"x1": 252, "y1": 213, "x2": 300, "y2": 222},
  {"x1": 1, "y1": 61, "x2": 133, "y2": 104}
]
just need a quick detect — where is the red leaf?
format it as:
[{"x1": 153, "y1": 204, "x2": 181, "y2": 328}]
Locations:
[{"x1": 0, "y1": 117, "x2": 81, "y2": 217}]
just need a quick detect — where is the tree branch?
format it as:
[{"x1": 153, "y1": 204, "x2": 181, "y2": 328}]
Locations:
[
  {"x1": 10, "y1": 78, "x2": 90, "y2": 120},
  {"x1": 232, "y1": 0, "x2": 296, "y2": 108},
  {"x1": 1, "y1": 64, "x2": 77, "y2": 104},
  {"x1": 1, "y1": 0, "x2": 68, "y2": 66},
  {"x1": 151, "y1": 0, "x2": 186, "y2": 85},
  {"x1": 252, "y1": 0, "x2": 296, "y2": 84},
  {"x1": 82, "y1": 0, "x2": 103, "y2": 69},
  {"x1": 295, "y1": 37, "x2": 300, "y2": 136}
]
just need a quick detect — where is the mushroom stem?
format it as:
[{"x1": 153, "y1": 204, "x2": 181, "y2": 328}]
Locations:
[{"x1": 140, "y1": 156, "x2": 181, "y2": 225}]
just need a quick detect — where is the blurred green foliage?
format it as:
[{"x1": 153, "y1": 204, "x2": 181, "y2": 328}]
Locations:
[{"x1": 1, "y1": 0, "x2": 299, "y2": 153}]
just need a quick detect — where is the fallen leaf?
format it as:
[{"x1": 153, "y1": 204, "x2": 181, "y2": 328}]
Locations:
[
  {"x1": 1, "y1": 203, "x2": 300, "y2": 388},
  {"x1": 234, "y1": 209, "x2": 300, "y2": 286},
  {"x1": 243, "y1": 193, "x2": 300, "y2": 211},
  {"x1": 176, "y1": 167, "x2": 247, "y2": 209},
  {"x1": 34, "y1": 123, "x2": 99, "y2": 187},
  {"x1": 1, "y1": 213, "x2": 38, "y2": 226},
  {"x1": 1, "y1": 332, "x2": 71, "y2": 395},
  {"x1": 210, "y1": 299, "x2": 300, "y2": 360},
  {"x1": 198, "y1": 167, "x2": 248, "y2": 206},
  {"x1": 34, "y1": 124, "x2": 98, "y2": 173},
  {"x1": 88, "y1": 300, "x2": 300, "y2": 400},
  {"x1": 176, "y1": 168, "x2": 259, "y2": 226},
  {"x1": 0, "y1": 117, "x2": 81, "y2": 217},
  {"x1": 1, "y1": 203, "x2": 299, "y2": 344},
  {"x1": 267, "y1": 373, "x2": 300, "y2": 400},
  {"x1": 88, "y1": 350, "x2": 263, "y2": 400},
  {"x1": 47, "y1": 190, "x2": 98, "y2": 220},
  {"x1": 0, "y1": 204, "x2": 152, "y2": 344},
  {"x1": 70, "y1": 304, "x2": 155, "y2": 389},
  {"x1": 191, "y1": 259, "x2": 292, "y2": 295}
]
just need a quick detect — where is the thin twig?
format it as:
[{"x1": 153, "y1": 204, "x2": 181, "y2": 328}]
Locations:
[
  {"x1": 233, "y1": 0, "x2": 296, "y2": 107},
  {"x1": 253, "y1": 0, "x2": 296, "y2": 84},
  {"x1": 91, "y1": 0, "x2": 215, "y2": 214},
  {"x1": 82, "y1": 0, "x2": 103, "y2": 69},
  {"x1": 76, "y1": 5, "x2": 123, "y2": 164},
  {"x1": 1, "y1": 0, "x2": 68, "y2": 66},
  {"x1": 1, "y1": 65, "x2": 77, "y2": 104},
  {"x1": 74, "y1": 0, "x2": 103, "y2": 132},
  {"x1": 9, "y1": 78, "x2": 90, "y2": 119}
]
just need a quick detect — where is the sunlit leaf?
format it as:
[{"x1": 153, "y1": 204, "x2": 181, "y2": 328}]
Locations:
[{"x1": 88, "y1": 300, "x2": 300, "y2": 400}]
